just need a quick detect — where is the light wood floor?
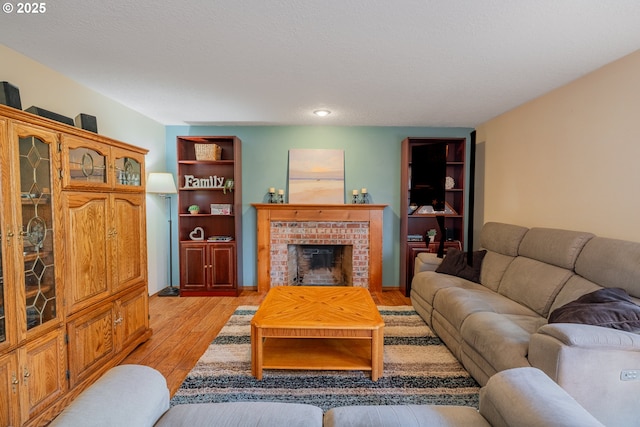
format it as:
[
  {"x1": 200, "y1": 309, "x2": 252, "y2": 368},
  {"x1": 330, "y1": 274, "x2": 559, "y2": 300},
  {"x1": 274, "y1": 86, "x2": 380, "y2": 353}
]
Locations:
[{"x1": 121, "y1": 289, "x2": 411, "y2": 396}]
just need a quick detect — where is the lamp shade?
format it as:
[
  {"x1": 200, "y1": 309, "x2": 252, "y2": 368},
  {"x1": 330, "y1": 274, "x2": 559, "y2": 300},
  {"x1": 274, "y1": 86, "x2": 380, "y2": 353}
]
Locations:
[{"x1": 146, "y1": 172, "x2": 177, "y2": 194}]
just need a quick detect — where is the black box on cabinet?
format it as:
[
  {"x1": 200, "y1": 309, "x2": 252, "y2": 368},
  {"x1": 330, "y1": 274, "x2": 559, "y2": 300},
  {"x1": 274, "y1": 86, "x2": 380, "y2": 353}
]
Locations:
[
  {"x1": 25, "y1": 106, "x2": 75, "y2": 126},
  {"x1": 75, "y1": 113, "x2": 98, "y2": 133},
  {"x1": 0, "y1": 81, "x2": 22, "y2": 109}
]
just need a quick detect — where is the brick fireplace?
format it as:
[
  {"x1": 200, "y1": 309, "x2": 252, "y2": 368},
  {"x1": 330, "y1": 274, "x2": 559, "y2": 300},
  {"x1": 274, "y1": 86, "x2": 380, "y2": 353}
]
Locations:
[
  {"x1": 288, "y1": 244, "x2": 354, "y2": 286},
  {"x1": 253, "y1": 204, "x2": 386, "y2": 293}
]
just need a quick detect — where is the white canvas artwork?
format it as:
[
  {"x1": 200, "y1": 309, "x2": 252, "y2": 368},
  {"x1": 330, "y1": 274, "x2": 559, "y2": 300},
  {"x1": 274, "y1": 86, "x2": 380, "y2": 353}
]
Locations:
[{"x1": 288, "y1": 149, "x2": 345, "y2": 204}]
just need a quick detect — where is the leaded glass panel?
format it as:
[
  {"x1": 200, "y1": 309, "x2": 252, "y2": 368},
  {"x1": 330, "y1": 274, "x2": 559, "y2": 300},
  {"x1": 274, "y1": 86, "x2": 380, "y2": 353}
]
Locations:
[
  {"x1": 68, "y1": 147, "x2": 107, "y2": 183},
  {"x1": 19, "y1": 136, "x2": 56, "y2": 330}
]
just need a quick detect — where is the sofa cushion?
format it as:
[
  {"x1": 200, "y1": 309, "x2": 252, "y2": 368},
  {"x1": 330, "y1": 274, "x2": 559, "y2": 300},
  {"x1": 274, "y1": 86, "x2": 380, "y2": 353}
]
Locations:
[
  {"x1": 324, "y1": 405, "x2": 490, "y2": 427},
  {"x1": 549, "y1": 288, "x2": 640, "y2": 333},
  {"x1": 436, "y1": 249, "x2": 487, "y2": 283},
  {"x1": 498, "y1": 257, "x2": 574, "y2": 317},
  {"x1": 434, "y1": 286, "x2": 538, "y2": 331},
  {"x1": 411, "y1": 271, "x2": 480, "y2": 311},
  {"x1": 518, "y1": 227, "x2": 594, "y2": 270},
  {"x1": 575, "y1": 237, "x2": 640, "y2": 299},
  {"x1": 461, "y1": 312, "x2": 545, "y2": 373},
  {"x1": 156, "y1": 402, "x2": 323, "y2": 427}
]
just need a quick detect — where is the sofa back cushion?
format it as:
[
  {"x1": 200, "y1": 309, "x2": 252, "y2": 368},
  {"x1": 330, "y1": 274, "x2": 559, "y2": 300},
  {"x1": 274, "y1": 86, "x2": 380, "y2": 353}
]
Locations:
[
  {"x1": 497, "y1": 227, "x2": 594, "y2": 317},
  {"x1": 480, "y1": 222, "x2": 529, "y2": 256},
  {"x1": 518, "y1": 227, "x2": 594, "y2": 270},
  {"x1": 549, "y1": 275, "x2": 602, "y2": 314},
  {"x1": 575, "y1": 237, "x2": 640, "y2": 299},
  {"x1": 479, "y1": 222, "x2": 528, "y2": 291},
  {"x1": 481, "y1": 252, "x2": 517, "y2": 292},
  {"x1": 499, "y1": 257, "x2": 574, "y2": 317}
]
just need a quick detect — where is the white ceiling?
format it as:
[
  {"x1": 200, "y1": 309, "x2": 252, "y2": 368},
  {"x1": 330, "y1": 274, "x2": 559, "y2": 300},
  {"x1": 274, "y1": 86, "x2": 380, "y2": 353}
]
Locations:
[{"x1": 1, "y1": 1, "x2": 639, "y2": 127}]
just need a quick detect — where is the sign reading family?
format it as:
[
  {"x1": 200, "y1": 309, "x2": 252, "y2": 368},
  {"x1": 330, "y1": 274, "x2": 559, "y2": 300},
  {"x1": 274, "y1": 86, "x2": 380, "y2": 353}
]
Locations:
[{"x1": 184, "y1": 174, "x2": 226, "y2": 189}]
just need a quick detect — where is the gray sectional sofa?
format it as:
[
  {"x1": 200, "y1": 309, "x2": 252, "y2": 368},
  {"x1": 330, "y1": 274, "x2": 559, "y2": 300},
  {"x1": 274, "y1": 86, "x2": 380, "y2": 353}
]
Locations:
[
  {"x1": 411, "y1": 222, "x2": 640, "y2": 427},
  {"x1": 50, "y1": 364, "x2": 603, "y2": 426}
]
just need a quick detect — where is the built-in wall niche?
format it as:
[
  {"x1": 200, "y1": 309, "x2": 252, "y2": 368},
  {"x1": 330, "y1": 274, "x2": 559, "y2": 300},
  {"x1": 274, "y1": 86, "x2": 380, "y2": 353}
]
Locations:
[
  {"x1": 409, "y1": 143, "x2": 446, "y2": 211},
  {"x1": 287, "y1": 244, "x2": 353, "y2": 286},
  {"x1": 400, "y1": 137, "x2": 467, "y2": 295}
]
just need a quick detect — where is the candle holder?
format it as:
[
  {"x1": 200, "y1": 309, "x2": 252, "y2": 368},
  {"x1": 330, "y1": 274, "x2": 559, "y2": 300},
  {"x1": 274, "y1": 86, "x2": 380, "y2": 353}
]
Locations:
[
  {"x1": 360, "y1": 188, "x2": 369, "y2": 204},
  {"x1": 352, "y1": 191, "x2": 359, "y2": 204},
  {"x1": 268, "y1": 189, "x2": 277, "y2": 203},
  {"x1": 278, "y1": 193, "x2": 285, "y2": 204}
]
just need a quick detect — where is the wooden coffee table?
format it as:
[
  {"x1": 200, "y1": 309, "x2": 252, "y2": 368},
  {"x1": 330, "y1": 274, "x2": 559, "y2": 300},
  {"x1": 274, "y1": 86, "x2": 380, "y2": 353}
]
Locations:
[{"x1": 251, "y1": 286, "x2": 384, "y2": 381}]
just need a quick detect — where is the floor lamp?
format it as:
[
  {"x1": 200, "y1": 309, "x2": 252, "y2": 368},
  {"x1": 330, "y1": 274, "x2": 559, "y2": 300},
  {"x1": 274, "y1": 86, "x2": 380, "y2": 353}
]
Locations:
[{"x1": 147, "y1": 172, "x2": 179, "y2": 297}]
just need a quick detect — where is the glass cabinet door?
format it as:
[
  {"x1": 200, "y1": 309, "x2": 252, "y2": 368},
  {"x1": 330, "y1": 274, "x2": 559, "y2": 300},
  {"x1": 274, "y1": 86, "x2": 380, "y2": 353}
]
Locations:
[
  {"x1": 68, "y1": 146, "x2": 107, "y2": 184},
  {"x1": 19, "y1": 135, "x2": 57, "y2": 331},
  {"x1": 114, "y1": 156, "x2": 141, "y2": 187}
]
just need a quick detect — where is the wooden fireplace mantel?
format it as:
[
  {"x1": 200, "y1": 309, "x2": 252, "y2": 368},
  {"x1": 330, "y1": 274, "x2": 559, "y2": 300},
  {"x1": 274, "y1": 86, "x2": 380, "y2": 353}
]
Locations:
[{"x1": 252, "y1": 204, "x2": 387, "y2": 293}]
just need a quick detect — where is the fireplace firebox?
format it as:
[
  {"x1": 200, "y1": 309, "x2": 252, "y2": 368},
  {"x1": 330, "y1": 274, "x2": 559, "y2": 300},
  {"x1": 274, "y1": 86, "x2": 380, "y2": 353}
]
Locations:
[{"x1": 288, "y1": 244, "x2": 353, "y2": 286}]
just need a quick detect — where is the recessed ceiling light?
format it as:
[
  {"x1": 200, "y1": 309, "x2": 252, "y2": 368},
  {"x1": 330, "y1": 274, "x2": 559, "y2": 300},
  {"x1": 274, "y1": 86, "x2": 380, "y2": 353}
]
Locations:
[{"x1": 313, "y1": 109, "x2": 331, "y2": 117}]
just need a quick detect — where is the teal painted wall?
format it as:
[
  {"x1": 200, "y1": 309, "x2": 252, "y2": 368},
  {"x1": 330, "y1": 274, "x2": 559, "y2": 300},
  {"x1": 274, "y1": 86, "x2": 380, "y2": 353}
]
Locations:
[{"x1": 166, "y1": 126, "x2": 473, "y2": 288}]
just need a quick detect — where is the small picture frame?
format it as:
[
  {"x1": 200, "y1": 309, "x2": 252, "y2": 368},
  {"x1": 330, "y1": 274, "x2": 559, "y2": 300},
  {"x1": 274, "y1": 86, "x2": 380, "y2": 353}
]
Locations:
[{"x1": 210, "y1": 203, "x2": 232, "y2": 215}]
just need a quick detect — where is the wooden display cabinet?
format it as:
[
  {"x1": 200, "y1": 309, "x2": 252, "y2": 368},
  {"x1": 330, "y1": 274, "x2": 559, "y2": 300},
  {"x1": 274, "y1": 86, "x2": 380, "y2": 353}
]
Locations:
[
  {"x1": 177, "y1": 136, "x2": 242, "y2": 296},
  {"x1": 400, "y1": 137, "x2": 467, "y2": 295},
  {"x1": 0, "y1": 104, "x2": 150, "y2": 426}
]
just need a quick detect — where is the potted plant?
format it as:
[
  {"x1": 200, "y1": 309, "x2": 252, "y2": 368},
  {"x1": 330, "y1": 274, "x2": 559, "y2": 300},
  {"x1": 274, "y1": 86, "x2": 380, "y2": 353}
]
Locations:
[
  {"x1": 426, "y1": 229, "x2": 437, "y2": 243},
  {"x1": 223, "y1": 178, "x2": 234, "y2": 194},
  {"x1": 188, "y1": 204, "x2": 200, "y2": 215}
]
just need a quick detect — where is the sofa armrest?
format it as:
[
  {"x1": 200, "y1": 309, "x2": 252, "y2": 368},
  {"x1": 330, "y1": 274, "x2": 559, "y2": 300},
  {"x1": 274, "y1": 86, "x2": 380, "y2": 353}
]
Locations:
[
  {"x1": 50, "y1": 365, "x2": 170, "y2": 427},
  {"x1": 529, "y1": 324, "x2": 640, "y2": 426},
  {"x1": 479, "y1": 367, "x2": 604, "y2": 427},
  {"x1": 535, "y1": 323, "x2": 640, "y2": 350},
  {"x1": 414, "y1": 252, "x2": 442, "y2": 274}
]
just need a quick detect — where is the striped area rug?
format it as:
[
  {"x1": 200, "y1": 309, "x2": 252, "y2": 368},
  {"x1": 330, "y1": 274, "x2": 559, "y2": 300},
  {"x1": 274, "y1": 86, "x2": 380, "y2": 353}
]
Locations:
[{"x1": 171, "y1": 306, "x2": 479, "y2": 411}]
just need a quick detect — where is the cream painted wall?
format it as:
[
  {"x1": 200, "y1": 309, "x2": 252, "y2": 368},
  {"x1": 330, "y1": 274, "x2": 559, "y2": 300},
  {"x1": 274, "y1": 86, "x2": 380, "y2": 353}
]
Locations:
[
  {"x1": 0, "y1": 45, "x2": 169, "y2": 295},
  {"x1": 475, "y1": 49, "x2": 640, "y2": 243}
]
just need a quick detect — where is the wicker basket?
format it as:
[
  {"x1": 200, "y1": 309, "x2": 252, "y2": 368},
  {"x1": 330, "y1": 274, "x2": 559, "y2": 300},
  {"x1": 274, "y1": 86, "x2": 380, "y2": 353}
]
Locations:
[{"x1": 194, "y1": 143, "x2": 222, "y2": 161}]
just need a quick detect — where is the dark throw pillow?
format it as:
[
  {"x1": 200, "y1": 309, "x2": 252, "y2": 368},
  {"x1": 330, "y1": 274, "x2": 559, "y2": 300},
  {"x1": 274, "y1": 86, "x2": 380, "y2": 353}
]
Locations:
[
  {"x1": 435, "y1": 248, "x2": 487, "y2": 283},
  {"x1": 549, "y1": 288, "x2": 640, "y2": 333}
]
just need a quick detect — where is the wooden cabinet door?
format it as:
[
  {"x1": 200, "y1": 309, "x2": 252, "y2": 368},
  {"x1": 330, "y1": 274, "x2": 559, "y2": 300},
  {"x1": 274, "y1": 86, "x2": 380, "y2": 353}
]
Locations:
[
  {"x1": 0, "y1": 118, "x2": 18, "y2": 353},
  {"x1": 111, "y1": 193, "x2": 146, "y2": 294},
  {"x1": 209, "y1": 243, "x2": 235, "y2": 290},
  {"x1": 180, "y1": 242, "x2": 237, "y2": 295},
  {"x1": 66, "y1": 303, "x2": 115, "y2": 388},
  {"x1": 180, "y1": 242, "x2": 208, "y2": 292},
  {"x1": 0, "y1": 352, "x2": 20, "y2": 427},
  {"x1": 63, "y1": 192, "x2": 111, "y2": 314},
  {"x1": 115, "y1": 286, "x2": 149, "y2": 352},
  {"x1": 19, "y1": 328, "x2": 67, "y2": 423}
]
